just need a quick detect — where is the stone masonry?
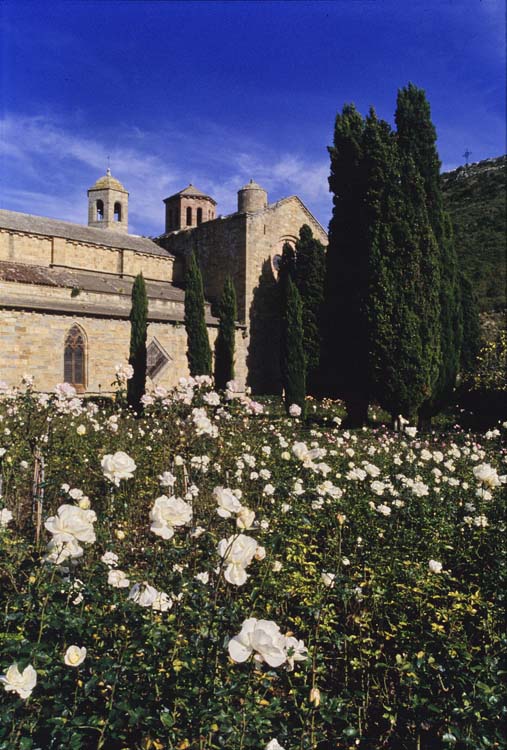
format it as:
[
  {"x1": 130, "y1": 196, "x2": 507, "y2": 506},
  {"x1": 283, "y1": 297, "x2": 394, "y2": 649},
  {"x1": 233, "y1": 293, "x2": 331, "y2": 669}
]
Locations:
[{"x1": 0, "y1": 170, "x2": 325, "y2": 394}]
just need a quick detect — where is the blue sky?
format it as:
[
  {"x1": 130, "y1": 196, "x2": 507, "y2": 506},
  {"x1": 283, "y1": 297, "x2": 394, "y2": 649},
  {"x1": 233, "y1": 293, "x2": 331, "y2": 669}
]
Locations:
[{"x1": 0, "y1": 0, "x2": 505, "y2": 236}]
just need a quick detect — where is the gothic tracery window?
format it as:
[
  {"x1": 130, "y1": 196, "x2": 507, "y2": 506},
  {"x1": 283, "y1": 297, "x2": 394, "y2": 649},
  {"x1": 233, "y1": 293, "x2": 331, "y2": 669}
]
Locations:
[
  {"x1": 64, "y1": 325, "x2": 87, "y2": 392},
  {"x1": 147, "y1": 339, "x2": 170, "y2": 379}
]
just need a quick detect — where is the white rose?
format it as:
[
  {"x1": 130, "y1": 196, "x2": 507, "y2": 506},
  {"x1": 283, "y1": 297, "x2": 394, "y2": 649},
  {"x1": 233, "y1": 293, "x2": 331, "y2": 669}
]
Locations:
[
  {"x1": 101, "y1": 451, "x2": 136, "y2": 486},
  {"x1": 218, "y1": 534, "x2": 258, "y2": 586},
  {"x1": 228, "y1": 618, "x2": 287, "y2": 667},
  {"x1": 321, "y1": 572, "x2": 336, "y2": 587},
  {"x1": 64, "y1": 645, "x2": 87, "y2": 667},
  {"x1": 158, "y1": 471, "x2": 176, "y2": 488},
  {"x1": 266, "y1": 741, "x2": 286, "y2": 750},
  {"x1": 128, "y1": 582, "x2": 158, "y2": 607},
  {"x1": 195, "y1": 571, "x2": 210, "y2": 584},
  {"x1": 236, "y1": 507, "x2": 256, "y2": 530},
  {"x1": 289, "y1": 404, "x2": 301, "y2": 417},
  {"x1": 152, "y1": 591, "x2": 173, "y2": 612},
  {"x1": 0, "y1": 508, "x2": 13, "y2": 528},
  {"x1": 254, "y1": 545, "x2": 266, "y2": 561},
  {"x1": 45, "y1": 504, "x2": 96, "y2": 545},
  {"x1": 101, "y1": 551, "x2": 119, "y2": 568},
  {"x1": 428, "y1": 559, "x2": 442, "y2": 574},
  {"x1": 1, "y1": 663, "x2": 37, "y2": 699},
  {"x1": 108, "y1": 569, "x2": 130, "y2": 588},
  {"x1": 45, "y1": 538, "x2": 84, "y2": 565},
  {"x1": 250, "y1": 620, "x2": 288, "y2": 667},
  {"x1": 76, "y1": 425, "x2": 86, "y2": 435},
  {"x1": 214, "y1": 486, "x2": 242, "y2": 518},
  {"x1": 284, "y1": 635, "x2": 308, "y2": 671},
  {"x1": 473, "y1": 463, "x2": 501, "y2": 489},
  {"x1": 149, "y1": 495, "x2": 192, "y2": 539}
]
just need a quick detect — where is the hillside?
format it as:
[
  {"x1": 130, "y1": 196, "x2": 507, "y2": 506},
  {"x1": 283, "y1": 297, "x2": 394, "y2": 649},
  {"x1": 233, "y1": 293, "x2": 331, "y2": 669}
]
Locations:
[{"x1": 441, "y1": 155, "x2": 506, "y2": 312}]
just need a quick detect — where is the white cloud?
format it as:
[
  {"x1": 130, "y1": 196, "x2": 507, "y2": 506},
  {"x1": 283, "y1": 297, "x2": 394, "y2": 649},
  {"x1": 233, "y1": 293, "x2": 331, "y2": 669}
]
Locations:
[{"x1": 0, "y1": 113, "x2": 331, "y2": 235}]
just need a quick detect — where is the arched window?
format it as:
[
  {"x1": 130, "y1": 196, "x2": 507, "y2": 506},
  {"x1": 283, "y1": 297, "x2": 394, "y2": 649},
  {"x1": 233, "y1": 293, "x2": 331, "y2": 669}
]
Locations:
[
  {"x1": 96, "y1": 200, "x2": 104, "y2": 221},
  {"x1": 64, "y1": 325, "x2": 86, "y2": 392},
  {"x1": 197, "y1": 207, "x2": 203, "y2": 225},
  {"x1": 186, "y1": 206, "x2": 192, "y2": 226},
  {"x1": 114, "y1": 202, "x2": 122, "y2": 222}
]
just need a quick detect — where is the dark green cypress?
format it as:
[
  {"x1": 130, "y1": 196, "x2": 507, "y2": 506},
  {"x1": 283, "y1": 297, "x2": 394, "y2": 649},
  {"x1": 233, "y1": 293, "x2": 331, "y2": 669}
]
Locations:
[
  {"x1": 395, "y1": 83, "x2": 463, "y2": 423},
  {"x1": 184, "y1": 251, "x2": 212, "y2": 376},
  {"x1": 364, "y1": 110, "x2": 436, "y2": 420},
  {"x1": 459, "y1": 272, "x2": 482, "y2": 374},
  {"x1": 214, "y1": 277, "x2": 237, "y2": 390},
  {"x1": 127, "y1": 273, "x2": 148, "y2": 413},
  {"x1": 277, "y1": 241, "x2": 296, "y2": 293},
  {"x1": 280, "y1": 275, "x2": 306, "y2": 417},
  {"x1": 294, "y1": 224, "x2": 326, "y2": 395},
  {"x1": 322, "y1": 103, "x2": 369, "y2": 425}
]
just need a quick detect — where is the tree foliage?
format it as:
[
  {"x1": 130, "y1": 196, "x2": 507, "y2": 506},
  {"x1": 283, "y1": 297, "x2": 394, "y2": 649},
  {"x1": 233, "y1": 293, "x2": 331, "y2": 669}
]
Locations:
[
  {"x1": 280, "y1": 275, "x2": 306, "y2": 417},
  {"x1": 214, "y1": 277, "x2": 237, "y2": 390},
  {"x1": 459, "y1": 272, "x2": 482, "y2": 375},
  {"x1": 127, "y1": 273, "x2": 148, "y2": 413},
  {"x1": 294, "y1": 224, "x2": 326, "y2": 394},
  {"x1": 184, "y1": 252, "x2": 212, "y2": 376},
  {"x1": 322, "y1": 104, "x2": 370, "y2": 425},
  {"x1": 395, "y1": 83, "x2": 463, "y2": 422},
  {"x1": 364, "y1": 112, "x2": 437, "y2": 419},
  {"x1": 323, "y1": 86, "x2": 467, "y2": 424}
]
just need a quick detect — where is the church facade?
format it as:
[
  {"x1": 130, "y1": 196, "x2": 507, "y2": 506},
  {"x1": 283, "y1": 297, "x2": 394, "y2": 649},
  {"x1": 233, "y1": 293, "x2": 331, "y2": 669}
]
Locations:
[{"x1": 0, "y1": 171, "x2": 327, "y2": 394}]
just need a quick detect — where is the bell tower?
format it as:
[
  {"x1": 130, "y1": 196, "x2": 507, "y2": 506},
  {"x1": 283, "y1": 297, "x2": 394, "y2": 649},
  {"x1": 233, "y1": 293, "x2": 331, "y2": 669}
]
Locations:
[
  {"x1": 87, "y1": 169, "x2": 129, "y2": 233},
  {"x1": 163, "y1": 184, "x2": 216, "y2": 233}
]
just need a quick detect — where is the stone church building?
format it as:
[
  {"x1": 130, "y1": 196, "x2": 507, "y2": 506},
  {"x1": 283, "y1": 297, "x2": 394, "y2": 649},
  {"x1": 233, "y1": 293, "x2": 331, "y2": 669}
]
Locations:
[{"x1": 0, "y1": 170, "x2": 327, "y2": 394}]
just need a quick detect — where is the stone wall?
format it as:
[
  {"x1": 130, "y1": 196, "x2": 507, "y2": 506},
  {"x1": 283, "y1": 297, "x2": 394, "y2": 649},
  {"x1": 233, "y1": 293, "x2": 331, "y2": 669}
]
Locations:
[
  {"x1": 158, "y1": 197, "x2": 328, "y2": 394},
  {"x1": 0, "y1": 228, "x2": 174, "y2": 282},
  {"x1": 158, "y1": 214, "x2": 248, "y2": 320},
  {"x1": 244, "y1": 197, "x2": 327, "y2": 393},
  {"x1": 0, "y1": 307, "x2": 247, "y2": 393}
]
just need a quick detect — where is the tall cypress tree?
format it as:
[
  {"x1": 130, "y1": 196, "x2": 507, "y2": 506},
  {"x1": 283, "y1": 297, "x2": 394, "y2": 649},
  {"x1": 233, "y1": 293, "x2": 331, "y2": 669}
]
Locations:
[
  {"x1": 322, "y1": 103, "x2": 370, "y2": 425},
  {"x1": 184, "y1": 251, "x2": 212, "y2": 376},
  {"x1": 127, "y1": 273, "x2": 148, "y2": 413},
  {"x1": 280, "y1": 275, "x2": 306, "y2": 417},
  {"x1": 294, "y1": 224, "x2": 326, "y2": 395},
  {"x1": 364, "y1": 110, "x2": 438, "y2": 420},
  {"x1": 395, "y1": 83, "x2": 462, "y2": 424},
  {"x1": 214, "y1": 276, "x2": 237, "y2": 390}
]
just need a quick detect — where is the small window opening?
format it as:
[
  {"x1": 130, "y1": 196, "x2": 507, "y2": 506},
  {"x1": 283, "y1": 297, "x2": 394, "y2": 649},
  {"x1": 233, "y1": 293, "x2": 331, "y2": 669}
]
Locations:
[
  {"x1": 114, "y1": 202, "x2": 122, "y2": 222},
  {"x1": 197, "y1": 207, "x2": 203, "y2": 225},
  {"x1": 96, "y1": 200, "x2": 104, "y2": 221},
  {"x1": 147, "y1": 340, "x2": 170, "y2": 378},
  {"x1": 64, "y1": 325, "x2": 86, "y2": 391},
  {"x1": 186, "y1": 206, "x2": 192, "y2": 226}
]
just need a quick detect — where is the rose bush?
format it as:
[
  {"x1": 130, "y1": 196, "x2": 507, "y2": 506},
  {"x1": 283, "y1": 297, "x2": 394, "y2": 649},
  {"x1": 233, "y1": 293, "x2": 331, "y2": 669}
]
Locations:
[{"x1": 0, "y1": 374, "x2": 505, "y2": 749}]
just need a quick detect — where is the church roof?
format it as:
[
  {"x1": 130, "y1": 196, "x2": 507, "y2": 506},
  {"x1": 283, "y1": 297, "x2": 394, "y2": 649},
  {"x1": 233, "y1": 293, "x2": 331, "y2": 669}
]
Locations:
[
  {"x1": 0, "y1": 209, "x2": 172, "y2": 258},
  {"x1": 164, "y1": 184, "x2": 217, "y2": 204},
  {"x1": 88, "y1": 169, "x2": 128, "y2": 193},
  {"x1": 0, "y1": 261, "x2": 219, "y2": 324}
]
